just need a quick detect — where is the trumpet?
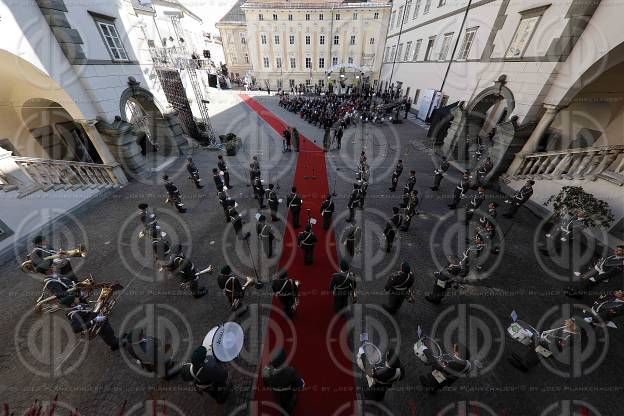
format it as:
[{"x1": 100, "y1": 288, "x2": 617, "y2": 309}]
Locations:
[
  {"x1": 21, "y1": 245, "x2": 87, "y2": 274},
  {"x1": 179, "y1": 265, "x2": 215, "y2": 290}
]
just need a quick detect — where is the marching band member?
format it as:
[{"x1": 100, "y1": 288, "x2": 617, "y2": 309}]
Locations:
[
  {"x1": 465, "y1": 186, "x2": 486, "y2": 223},
  {"x1": 138, "y1": 203, "x2": 157, "y2": 236},
  {"x1": 59, "y1": 294, "x2": 119, "y2": 351},
  {"x1": 503, "y1": 180, "x2": 535, "y2": 218},
  {"x1": 217, "y1": 187, "x2": 234, "y2": 223},
  {"x1": 430, "y1": 156, "x2": 450, "y2": 191},
  {"x1": 256, "y1": 215, "x2": 276, "y2": 259},
  {"x1": 271, "y1": 269, "x2": 300, "y2": 318},
  {"x1": 120, "y1": 328, "x2": 178, "y2": 379},
  {"x1": 297, "y1": 223, "x2": 318, "y2": 265},
  {"x1": 262, "y1": 348, "x2": 305, "y2": 415},
  {"x1": 286, "y1": 187, "x2": 303, "y2": 229},
  {"x1": 388, "y1": 168, "x2": 400, "y2": 192},
  {"x1": 217, "y1": 155, "x2": 231, "y2": 188},
  {"x1": 419, "y1": 343, "x2": 471, "y2": 393},
  {"x1": 217, "y1": 265, "x2": 254, "y2": 312},
  {"x1": 28, "y1": 235, "x2": 78, "y2": 281},
  {"x1": 227, "y1": 205, "x2": 244, "y2": 239},
  {"x1": 161, "y1": 247, "x2": 208, "y2": 298},
  {"x1": 400, "y1": 190, "x2": 419, "y2": 232},
  {"x1": 383, "y1": 207, "x2": 402, "y2": 253},
  {"x1": 448, "y1": 172, "x2": 471, "y2": 209},
  {"x1": 587, "y1": 290, "x2": 624, "y2": 324},
  {"x1": 253, "y1": 176, "x2": 266, "y2": 209},
  {"x1": 361, "y1": 348, "x2": 405, "y2": 401},
  {"x1": 320, "y1": 194, "x2": 335, "y2": 230},
  {"x1": 186, "y1": 157, "x2": 203, "y2": 189},
  {"x1": 406, "y1": 170, "x2": 417, "y2": 192},
  {"x1": 212, "y1": 168, "x2": 224, "y2": 190},
  {"x1": 425, "y1": 256, "x2": 462, "y2": 305},
  {"x1": 267, "y1": 184, "x2": 280, "y2": 222},
  {"x1": 472, "y1": 157, "x2": 493, "y2": 189},
  {"x1": 181, "y1": 346, "x2": 231, "y2": 403},
  {"x1": 567, "y1": 245, "x2": 624, "y2": 298},
  {"x1": 382, "y1": 262, "x2": 414, "y2": 315},
  {"x1": 329, "y1": 260, "x2": 357, "y2": 314},
  {"x1": 459, "y1": 234, "x2": 486, "y2": 277},
  {"x1": 343, "y1": 223, "x2": 361, "y2": 258},
  {"x1": 346, "y1": 183, "x2": 360, "y2": 223},
  {"x1": 163, "y1": 175, "x2": 186, "y2": 213}
]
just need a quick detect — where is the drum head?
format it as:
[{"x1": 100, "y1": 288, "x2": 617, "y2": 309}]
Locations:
[
  {"x1": 361, "y1": 342, "x2": 382, "y2": 365},
  {"x1": 203, "y1": 322, "x2": 244, "y2": 362},
  {"x1": 422, "y1": 337, "x2": 442, "y2": 358}
]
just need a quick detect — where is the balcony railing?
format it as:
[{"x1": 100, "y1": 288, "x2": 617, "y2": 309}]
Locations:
[
  {"x1": 13, "y1": 157, "x2": 121, "y2": 190},
  {"x1": 511, "y1": 145, "x2": 624, "y2": 186},
  {"x1": 149, "y1": 47, "x2": 213, "y2": 70}
]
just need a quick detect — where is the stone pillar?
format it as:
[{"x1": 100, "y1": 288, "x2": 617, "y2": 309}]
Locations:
[
  {"x1": 507, "y1": 104, "x2": 560, "y2": 174},
  {"x1": 78, "y1": 121, "x2": 127, "y2": 185},
  {"x1": 95, "y1": 117, "x2": 147, "y2": 179},
  {"x1": 163, "y1": 110, "x2": 189, "y2": 155},
  {"x1": 440, "y1": 103, "x2": 467, "y2": 159}
]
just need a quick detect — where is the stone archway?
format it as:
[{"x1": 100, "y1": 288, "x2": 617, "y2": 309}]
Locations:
[{"x1": 442, "y1": 75, "x2": 515, "y2": 166}]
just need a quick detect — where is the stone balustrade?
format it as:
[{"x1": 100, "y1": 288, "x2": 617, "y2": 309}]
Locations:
[
  {"x1": 13, "y1": 157, "x2": 121, "y2": 191},
  {"x1": 511, "y1": 145, "x2": 624, "y2": 185}
]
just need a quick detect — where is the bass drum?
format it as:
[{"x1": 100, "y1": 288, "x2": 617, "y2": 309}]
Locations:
[
  {"x1": 202, "y1": 322, "x2": 244, "y2": 363},
  {"x1": 356, "y1": 342, "x2": 382, "y2": 372},
  {"x1": 413, "y1": 336, "x2": 442, "y2": 363}
]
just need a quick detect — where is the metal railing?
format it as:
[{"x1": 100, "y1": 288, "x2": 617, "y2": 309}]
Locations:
[
  {"x1": 511, "y1": 145, "x2": 624, "y2": 185},
  {"x1": 13, "y1": 157, "x2": 120, "y2": 190}
]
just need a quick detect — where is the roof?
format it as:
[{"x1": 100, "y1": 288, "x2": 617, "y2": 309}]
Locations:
[
  {"x1": 241, "y1": 0, "x2": 391, "y2": 9},
  {"x1": 219, "y1": 0, "x2": 247, "y2": 23},
  {"x1": 130, "y1": 0, "x2": 156, "y2": 13}
]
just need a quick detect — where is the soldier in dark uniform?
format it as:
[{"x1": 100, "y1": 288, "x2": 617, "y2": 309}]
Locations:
[
  {"x1": 406, "y1": 170, "x2": 417, "y2": 192},
  {"x1": 28, "y1": 235, "x2": 77, "y2": 280},
  {"x1": 286, "y1": 187, "x2": 303, "y2": 229},
  {"x1": 251, "y1": 156, "x2": 261, "y2": 174},
  {"x1": 217, "y1": 187, "x2": 234, "y2": 222},
  {"x1": 329, "y1": 260, "x2": 357, "y2": 313},
  {"x1": 217, "y1": 155, "x2": 231, "y2": 188},
  {"x1": 425, "y1": 256, "x2": 462, "y2": 305},
  {"x1": 256, "y1": 215, "x2": 276, "y2": 258},
  {"x1": 283, "y1": 127, "x2": 292, "y2": 151},
  {"x1": 267, "y1": 184, "x2": 280, "y2": 222},
  {"x1": 395, "y1": 160, "x2": 404, "y2": 178},
  {"x1": 503, "y1": 180, "x2": 535, "y2": 218},
  {"x1": 383, "y1": 207, "x2": 402, "y2": 253},
  {"x1": 335, "y1": 125, "x2": 344, "y2": 149},
  {"x1": 448, "y1": 172, "x2": 471, "y2": 209},
  {"x1": 361, "y1": 347, "x2": 405, "y2": 401},
  {"x1": 271, "y1": 269, "x2": 299, "y2": 318},
  {"x1": 473, "y1": 157, "x2": 493, "y2": 189},
  {"x1": 150, "y1": 223, "x2": 171, "y2": 263},
  {"x1": 342, "y1": 223, "x2": 360, "y2": 258},
  {"x1": 465, "y1": 186, "x2": 486, "y2": 223},
  {"x1": 162, "y1": 247, "x2": 208, "y2": 298},
  {"x1": 249, "y1": 163, "x2": 260, "y2": 187},
  {"x1": 419, "y1": 343, "x2": 471, "y2": 393},
  {"x1": 566, "y1": 245, "x2": 624, "y2": 298},
  {"x1": 262, "y1": 348, "x2": 305, "y2": 415},
  {"x1": 400, "y1": 185, "x2": 410, "y2": 209},
  {"x1": 163, "y1": 175, "x2": 186, "y2": 213},
  {"x1": 253, "y1": 176, "x2": 266, "y2": 209},
  {"x1": 59, "y1": 294, "x2": 119, "y2": 350},
  {"x1": 388, "y1": 169, "x2": 400, "y2": 192},
  {"x1": 180, "y1": 346, "x2": 231, "y2": 402},
  {"x1": 459, "y1": 234, "x2": 486, "y2": 277},
  {"x1": 292, "y1": 128, "x2": 300, "y2": 152},
  {"x1": 120, "y1": 328, "x2": 178, "y2": 379},
  {"x1": 40, "y1": 274, "x2": 78, "y2": 300},
  {"x1": 186, "y1": 157, "x2": 203, "y2": 188},
  {"x1": 430, "y1": 156, "x2": 450, "y2": 191},
  {"x1": 400, "y1": 190, "x2": 419, "y2": 232},
  {"x1": 217, "y1": 265, "x2": 254, "y2": 311},
  {"x1": 138, "y1": 203, "x2": 157, "y2": 236},
  {"x1": 382, "y1": 262, "x2": 414, "y2": 314},
  {"x1": 320, "y1": 194, "x2": 335, "y2": 230},
  {"x1": 228, "y1": 205, "x2": 244, "y2": 239},
  {"x1": 346, "y1": 183, "x2": 360, "y2": 223},
  {"x1": 212, "y1": 168, "x2": 224, "y2": 190},
  {"x1": 297, "y1": 223, "x2": 318, "y2": 265}
]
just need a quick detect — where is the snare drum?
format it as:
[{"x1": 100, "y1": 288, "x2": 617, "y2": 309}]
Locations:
[
  {"x1": 413, "y1": 336, "x2": 442, "y2": 363},
  {"x1": 202, "y1": 322, "x2": 245, "y2": 363}
]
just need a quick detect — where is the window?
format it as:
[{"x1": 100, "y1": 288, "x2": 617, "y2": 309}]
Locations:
[
  {"x1": 333, "y1": 35, "x2": 339, "y2": 45},
  {"x1": 290, "y1": 35, "x2": 295, "y2": 45},
  {"x1": 277, "y1": 80, "x2": 283, "y2": 89},
  {"x1": 288, "y1": 14, "x2": 293, "y2": 21},
  {"x1": 413, "y1": 0, "x2": 421, "y2": 18},
  {"x1": 390, "y1": 11, "x2": 396, "y2": 28},
  {"x1": 319, "y1": 57, "x2": 325, "y2": 68},
  {"x1": 348, "y1": 56, "x2": 354, "y2": 64},
  {"x1": 319, "y1": 13, "x2": 324, "y2": 20},
  {"x1": 405, "y1": 1, "x2": 412, "y2": 20},
  {"x1": 273, "y1": 14, "x2": 278, "y2": 20},
  {"x1": 412, "y1": 39, "x2": 422, "y2": 61},
  {"x1": 336, "y1": 14, "x2": 340, "y2": 20},
  {"x1": 384, "y1": 46, "x2": 390, "y2": 61},
  {"x1": 397, "y1": 43, "x2": 404, "y2": 61},
  {"x1": 261, "y1": 34, "x2": 267, "y2": 44},
  {"x1": 439, "y1": 0, "x2": 447, "y2": 6},
  {"x1": 306, "y1": 13, "x2": 310, "y2": 21},
  {"x1": 240, "y1": 33, "x2": 246, "y2": 45},
  {"x1": 370, "y1": 37, "x2": 375, "y2": 45},
  {"x1": 305, "y1": 35, "x2": 311, "y2": 45},
  {"x1": 350, "y1": 35, "x2": 356, "y2": 45},
  {"x1": 457, "y1": 27, "x2": 478, "y2": 60},
  {"x1": 290, "y1": 79, "x2": 295, "y2": 88},
  {"x1": 423, "y1": 0, "x2": 432, "y2": 14},
  {"x1": 276, "y1": 57, "x2": 282, "y2": 68},
  {"x1": 332, "y1": 56, "x2": 339, "y2": 65},
  {"x1": 259, "y1": 14, "x2": 264, "y2": 20},
  {"x1": 404, "y1": 41, "x2": 412, "y2": 61},
  {"x1": 391, "y1": 45, "x2": 396, "y2": 61},
  {"x1": 424, "y1": 36, "x2": 436, "y2": 60},
  {"x1": 274, "y1": 34, "x2": 280, "y2": 44},
  {"x1": 397, "y1": 6, "x2": 404, "y2": 27},
  {"x1": 95, "y1": 20, "x2": 129, "y2": 61},
  {"x1": 319, "y1": 79, "x2": 325, "y2": 87},
  {"x1": 506, "y1": 14, "x2": 541, "y2": 58},
  {"x1": 374, "y1": 12, "x2": 379, "y2": 19},
  {"x1": 305, "y1": 57, "x2": 312, "y2": 68},
  {"x1": 320, "y1": 35, "x2": 325, "y2": 45},
  {"x1": 438, "y1": 32, "x2": 454, "y2": 61},
  {"x1": 306, "y1": 79, "x2": 311, "y2": 86},
  {"x1": 414, "y1": 89, "x2": 421, "y2": 106},
  {"x1": 353, "y1": 13, "x2": 358, "y2": 20},
  {"x1": 263, "y1": 57, "x2": 269, "y2": 68},
  {"x1": 290, "y1": 57, "x2": 296, "y2": 68},
  {"x1": 244, "y1": 53, "x2": 249, "y2": 63}
]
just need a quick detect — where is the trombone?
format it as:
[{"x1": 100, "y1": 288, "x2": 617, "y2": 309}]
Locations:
[{"x1": 21, "y1": 244, "x2": 87, "y2": 274}]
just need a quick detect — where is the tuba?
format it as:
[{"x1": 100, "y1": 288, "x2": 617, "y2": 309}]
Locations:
[
  {"x1": 21, "y1": 244, "x2": 87, "y2": 274},
  {"x1": 87, "y1": 280, "x2": 124, "y2": 339}
]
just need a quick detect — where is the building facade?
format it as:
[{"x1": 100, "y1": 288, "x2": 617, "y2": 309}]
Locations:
[
  {"x1": 216, "y1": 0, "x2": 253, "y2": 80},
  {"x1": 380, "y1": 0, "x2": 624, "y2": 246},
  {"x1": 218, "y1": 0, "x2": 391, "y2": 90}
]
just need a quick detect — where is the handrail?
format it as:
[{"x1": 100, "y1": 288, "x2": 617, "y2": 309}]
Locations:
[
  {"x1": 523, "y1": 145, "x2": 624, "y2": 158},
  {"x1": 13, "y1": 156, "x2": 116, "y2": 169}
]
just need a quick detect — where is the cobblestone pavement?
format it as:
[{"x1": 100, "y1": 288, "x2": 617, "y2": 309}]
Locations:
[{"x1": 1, "y1": 90, "x2": 623, "y2": 416}]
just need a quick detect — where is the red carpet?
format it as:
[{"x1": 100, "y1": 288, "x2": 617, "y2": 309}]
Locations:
[{"x1": 240, "y1": 94, "x2": 357, "y2": 415}]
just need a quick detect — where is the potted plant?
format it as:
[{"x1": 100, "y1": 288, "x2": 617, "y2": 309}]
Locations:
[
  {"x1": 544, "y1": 186, "x2": 614, "y2": 228},
  {"x1": 222, "y1": 133, "x2": 241, "y2": 156}
]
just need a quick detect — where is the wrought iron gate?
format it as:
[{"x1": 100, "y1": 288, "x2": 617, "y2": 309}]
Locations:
[{"x1": 155, "y1": 69, "x2": 201, "y2": 139}]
